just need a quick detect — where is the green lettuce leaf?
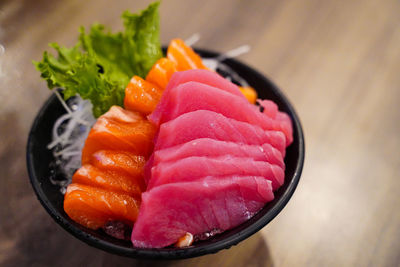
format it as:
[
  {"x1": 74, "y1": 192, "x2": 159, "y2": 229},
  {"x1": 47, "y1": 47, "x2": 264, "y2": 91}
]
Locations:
[
  {"x1": 33, "y1": 1, "x2": 162, "y2": 117},
  {"x1": 122, "y1": 1, "x2": 162, "y2": 76}
]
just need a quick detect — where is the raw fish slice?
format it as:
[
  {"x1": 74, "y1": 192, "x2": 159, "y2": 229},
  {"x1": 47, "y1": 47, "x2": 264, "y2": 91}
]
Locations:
[
  {"x1": 236, "y1": 176, "x2": 273, "y2": 214},
  {"x1": 91, "y1": 150, "x2": 146, "y2": 179},
  {"x1": 72, "y1": 164, "x2": 144, "y2": 196},
  {"x1": 131, "y1": 176, "x2": 273, "y2": 248},
  {"x1": 148, "y1": 155, "x2": 284, "y2": 190},
  {"x1": 167, "y1": 39, "x2": 208, "y2": 71},
  {"x1": 64, "y1": 183, "x2": 140, "y2": 230},
  {"x1": 261, "y1": 143, "x2": 285, "y2": 168},
  {"x1": 264, "y1": 131, "x2": 287, "y2": 157},
  {"x1": 145, "y1": 57, "x2": 178, "y2": 90},
  {"x1": 124, "y1": 76, "x2": 163, "y2": 115},
  {"x1": 257, "y1": 99, "x2": 278, "y2": 119},
  {"x1": 155, "y1": 110, "x2": 286, "y2": 156},
  {"x1": 276, "y1": 111, "x2": 293, "y2": 130},
  {"x1": 165, "y1": 69, "x2": 244, "y2": 98},
  {"x1": 239, "y1": 86, "x2": 258, "y2": 104},
  {"x1": 150, "y1": 81, "x2": 293, "y2": 145},
  {"x1": 143, "y1": 153, "x2": 154, "y2": 185},
  {"x1": 81, "y1": 106, "x2": 156, "y2": 164},
  {"x1": 197, "y1": 197, "x2": 220, "y2": 231},
  {"x1": 153, "y1": 138, "x2": 284, "y2": 168},
  {"x1": 149, "y1": 69, "x2": 245, "y2": 125}
]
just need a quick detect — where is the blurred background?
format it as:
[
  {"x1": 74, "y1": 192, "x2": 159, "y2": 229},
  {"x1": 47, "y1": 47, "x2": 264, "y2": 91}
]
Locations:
[{"x1": 1, "y1": 0, "x2": 399, "y2": 266}]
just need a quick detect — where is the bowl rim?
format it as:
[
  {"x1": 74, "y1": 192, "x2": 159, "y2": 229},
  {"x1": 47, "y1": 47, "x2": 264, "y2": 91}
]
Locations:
[{"x1": 27, "y1": 48, "x2": 305, "y2": 259}]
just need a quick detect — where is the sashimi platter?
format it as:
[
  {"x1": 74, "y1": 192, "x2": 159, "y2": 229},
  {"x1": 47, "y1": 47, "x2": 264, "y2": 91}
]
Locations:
[{"x1": 27, "y1": 2, "x2": 304, "y2": 258}]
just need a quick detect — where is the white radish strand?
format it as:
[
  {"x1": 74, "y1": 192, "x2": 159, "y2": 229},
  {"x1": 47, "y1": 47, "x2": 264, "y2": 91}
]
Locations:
[
  {"x1": 48, "y1": 113, "x2": 72, "y2": 149},
  {"x1": 214, "y1": 62, "x2": 250, "y2": 87},
  {"x1": 203, "y1": 44, "x2": 250, "y2": 71},
  {"x1": 185, "y1": 33, "x2": 201, "y2": 47},
  {"x1": 48, "y1": 92, "x2": 95, "y2": 193},
  {"x1": 54, "y1": 90, "x2": 92, "y2": 126},
  {"x1": 185, "y1": 34, "x2": 251, "y2": 84},
  {"x1": 54, "y1": 90, "x2": 72, "y2": 114}
]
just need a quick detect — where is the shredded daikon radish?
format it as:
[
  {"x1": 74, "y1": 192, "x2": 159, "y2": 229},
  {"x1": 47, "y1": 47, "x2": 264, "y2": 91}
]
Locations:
[
  {"x1": 202, "y1": 44, "x2": 250, "y2": 72},
  {"x1": 48, "y1": 91, "x2": 95, "y2": 193},
  {"x1": 202, "y1": 46, "x2": 251, "y2": 87},
  {"x1": 185, "y1": 33, "x2": 201, "y2": 47}
]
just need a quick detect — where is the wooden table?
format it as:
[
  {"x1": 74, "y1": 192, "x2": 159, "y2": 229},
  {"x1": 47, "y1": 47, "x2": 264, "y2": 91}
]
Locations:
[{"x1": 1, "y1": 0, "x2": 399, "y2": 266}]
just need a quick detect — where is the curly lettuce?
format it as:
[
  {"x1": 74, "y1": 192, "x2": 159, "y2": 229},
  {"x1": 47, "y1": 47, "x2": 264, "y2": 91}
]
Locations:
[{"x1": 33, "y1": 2, "x2": 162, "y2": 117}]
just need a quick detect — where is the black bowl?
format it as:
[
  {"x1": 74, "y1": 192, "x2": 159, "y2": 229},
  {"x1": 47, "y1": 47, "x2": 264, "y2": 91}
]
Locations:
[{"x1": 27, "y1": 48, "x2": 305, "y2": 259}]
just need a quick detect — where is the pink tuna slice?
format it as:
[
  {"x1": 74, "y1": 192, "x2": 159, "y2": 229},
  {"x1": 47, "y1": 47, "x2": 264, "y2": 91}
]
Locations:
[
  {"x1": 155, "y1": 110, "x2": 287, "y2": 157},
  {"x1": 149, "y1": 69, "x2": 245, "y2": 125},
  {"x1": 257, "y1": 99, "x2": 278, "y2": 119},
  {"x1": 148, "y1": 155, "x2": 284, "y2": 190},
  {"x1": 153, "y1": 138, "x2": 284, "y2": 169},
  {"x1": 143, "y1": 153, "x2": 154, "y2": 185},
  {"x1": 148, "y1": 81, "x2": 293, "y2": 145},
  {"x1": 131, "y1": 176, "x2": 274, "y2": 248}
]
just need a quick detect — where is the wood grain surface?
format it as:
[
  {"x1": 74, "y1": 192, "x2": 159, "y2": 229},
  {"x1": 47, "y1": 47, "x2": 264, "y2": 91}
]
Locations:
[{"x1": 1, "y1": 0, "x2": 399, "y2": 266}]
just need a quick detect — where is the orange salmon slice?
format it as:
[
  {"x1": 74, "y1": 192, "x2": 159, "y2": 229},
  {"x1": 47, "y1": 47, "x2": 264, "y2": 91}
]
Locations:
[
  {"x1": 81, "y1": 106, "x2": 156, "y2": 164},
  {"x1": 124, "y1": 76, "x2": 163, "y2": 115},
  {"x1": 64, "y1": 183, "x2": 141, "y2": 230},
  {"x1": 91, "y1": 150, "x2": 146, "y2": 179},
  {"x1": 72, "y1": 164, "x2": 145, "y2": 197},
  {"x1": 167, "y1": 39, "x2": 208, "y2": 71},
  {"x1": 146, "y1": 57, "x2": 178, "y2": 90}
]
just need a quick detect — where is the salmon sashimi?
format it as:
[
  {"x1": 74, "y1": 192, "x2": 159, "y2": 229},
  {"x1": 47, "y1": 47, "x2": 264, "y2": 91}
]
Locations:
[
  {"x1": 64, "y1": 183, "x2": 141, "y2": 230},
  {"x1": 239, "y1": 87, "x2": 258, "y2": 104},
  {"x1": 124, "y1": 76, "x2": 163, "y2": 115},
  {"x1": 145, "y1": 57, "x2": 178, "y2": 90},
  {"x1": 91, "y1": 150, "x2": 146, "y2": 179},
  {"x1": 72, "y1": 164, "x2": 144, "y2": 196},
  {"x1": 167, "y1": 39, "x2": 209, "y2": 71},
  {"x1": 70, "y1": 91, "x2": 156, "y2": 233},
  {"x1": 81, "y1": 106, "x2": 156, "y2": 164}
]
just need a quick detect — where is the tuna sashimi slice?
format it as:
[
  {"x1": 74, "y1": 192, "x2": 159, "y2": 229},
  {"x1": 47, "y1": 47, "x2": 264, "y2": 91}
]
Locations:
[
  {"x1": 153, "y1": 138, "x2": 284, "y2": 168},
  {"x1": 155, "y1": 110, "x2": 286, "y2": 156},
  {"x1": 149, "y1": 69, "x2": 245, "y2": 125},
  {"x1": 257, "y1": 99, "x2": 278, "y2": 119},
  {"x1": 131, "y1": 176, "x2": 274, "y2": 248},
  {"x1": 149, "y1": 81, "x2": 292, "y2": 145},
  {"x1": 148, "y1": 156, "x2": 284, "y2": 190},
  {"x1": 143, "y1": 153, "x2": 154, "y2": 185}
]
